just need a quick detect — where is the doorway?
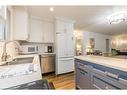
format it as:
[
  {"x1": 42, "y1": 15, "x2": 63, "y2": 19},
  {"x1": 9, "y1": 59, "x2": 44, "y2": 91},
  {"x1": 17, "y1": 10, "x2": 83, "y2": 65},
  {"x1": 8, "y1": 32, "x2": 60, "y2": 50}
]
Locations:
[{"x1": 106, "y1": 39, "x2": 110, "y2": 52}]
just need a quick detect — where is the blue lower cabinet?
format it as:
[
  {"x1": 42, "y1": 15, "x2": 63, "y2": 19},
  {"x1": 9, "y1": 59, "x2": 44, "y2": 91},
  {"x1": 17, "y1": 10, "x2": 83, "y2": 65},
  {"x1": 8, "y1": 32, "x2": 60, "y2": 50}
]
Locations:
[
  {"x1": 77, "y1": 68, "x2": 91, "y2": 89},
  {"x1": 75, "y1": 60, "x2": 91, "y2": 89},
  {"x1": 75, "y1": 59, "x2": 127, "y2": 89},
  {"x1": 92, "y1": 76, "x2": 106, "y2": 89},
  {"x1": 91, "y1": 72, "x2": 121, "y2": 89}
]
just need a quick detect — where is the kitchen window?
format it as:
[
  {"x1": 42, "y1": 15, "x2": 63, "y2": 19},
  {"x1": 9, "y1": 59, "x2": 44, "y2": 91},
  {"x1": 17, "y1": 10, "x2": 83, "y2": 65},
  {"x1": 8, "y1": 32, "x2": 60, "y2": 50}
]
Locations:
[
  {"x1": 0, "y1": 17, "x2": 5, "y2": 41},
  {"x1": 0, "y1": 6, "x2": 10, "y2": 41}
]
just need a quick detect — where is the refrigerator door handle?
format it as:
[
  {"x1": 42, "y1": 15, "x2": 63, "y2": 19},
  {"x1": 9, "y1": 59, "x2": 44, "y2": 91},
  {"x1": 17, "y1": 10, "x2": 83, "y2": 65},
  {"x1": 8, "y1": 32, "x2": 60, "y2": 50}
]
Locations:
[
  {"x1": 59, "y1": 56, "x2": 74, "y2": 58},
  {"x1": 59, "y1": 58, "x2": 74, "y2": 61}
]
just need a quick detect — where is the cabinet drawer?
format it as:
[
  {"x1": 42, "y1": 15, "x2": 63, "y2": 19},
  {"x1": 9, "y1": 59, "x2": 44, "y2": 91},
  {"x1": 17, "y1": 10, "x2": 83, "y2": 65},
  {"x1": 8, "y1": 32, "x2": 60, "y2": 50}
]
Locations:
[
  {"x1": 106, "y1": 84, "x2": 119, "y2": 89},
  {"x1": 91, "y1": 72, "x2": 126, "y2": 89},
  {"x1": 77, "y1": 62, "x2": 89, "y2": 71},
  {"x1": 92, "y1": 76, "x2": 106, "y2": 89}
]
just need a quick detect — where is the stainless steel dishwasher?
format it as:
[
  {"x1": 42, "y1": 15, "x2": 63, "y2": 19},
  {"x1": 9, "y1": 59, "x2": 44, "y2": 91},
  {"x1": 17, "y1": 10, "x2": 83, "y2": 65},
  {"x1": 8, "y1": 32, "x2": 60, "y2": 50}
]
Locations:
[{"x1": 40, "y1": 54, "x2": 55, "y2": 74}]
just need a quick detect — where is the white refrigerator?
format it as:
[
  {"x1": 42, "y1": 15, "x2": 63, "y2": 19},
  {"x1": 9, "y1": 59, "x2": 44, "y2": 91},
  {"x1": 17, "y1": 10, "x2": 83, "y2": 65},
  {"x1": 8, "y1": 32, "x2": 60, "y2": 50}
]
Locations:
[{"x1": 55, "y1": 19, "x2": 74, "y2": 75}]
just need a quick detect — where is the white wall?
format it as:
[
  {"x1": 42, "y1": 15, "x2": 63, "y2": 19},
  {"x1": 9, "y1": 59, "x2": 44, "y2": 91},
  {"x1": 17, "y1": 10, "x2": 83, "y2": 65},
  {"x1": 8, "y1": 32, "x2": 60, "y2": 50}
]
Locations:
[
  {"x1": 83, "y1": 31, "x2": 111, "y2": 54},
  {"x1": 111, "y1": 34, "x2": 127, "y2": 51}
]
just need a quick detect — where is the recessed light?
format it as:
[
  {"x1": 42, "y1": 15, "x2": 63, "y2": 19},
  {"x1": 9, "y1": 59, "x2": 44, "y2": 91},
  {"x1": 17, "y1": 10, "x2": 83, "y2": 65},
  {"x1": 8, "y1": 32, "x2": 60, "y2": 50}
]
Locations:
[{"x1": 50, "y1": 7, "x2": 54, "y2": 12}]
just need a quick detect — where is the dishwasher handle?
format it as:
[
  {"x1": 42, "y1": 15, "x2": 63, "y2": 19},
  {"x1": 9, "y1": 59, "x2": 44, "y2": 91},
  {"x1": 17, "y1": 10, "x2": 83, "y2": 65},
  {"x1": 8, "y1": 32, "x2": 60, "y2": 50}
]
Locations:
[{"x1": 41, "y1": 55, "x2": 54, "y2": 58}]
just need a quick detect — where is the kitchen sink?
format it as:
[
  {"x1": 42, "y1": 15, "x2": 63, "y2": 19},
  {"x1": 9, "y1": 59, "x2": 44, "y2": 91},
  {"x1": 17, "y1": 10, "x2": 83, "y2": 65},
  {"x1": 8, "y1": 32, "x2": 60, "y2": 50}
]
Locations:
[{"x1": 8, "y1": 57, "x2": 33, "y2": 65}]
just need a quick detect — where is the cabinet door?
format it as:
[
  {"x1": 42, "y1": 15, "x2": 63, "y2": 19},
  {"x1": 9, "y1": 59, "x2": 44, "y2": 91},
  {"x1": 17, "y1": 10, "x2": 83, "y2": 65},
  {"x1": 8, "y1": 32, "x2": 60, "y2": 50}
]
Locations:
[
  {"x1": 13, "y1": 7, "x2": 28, "y2": 40},
  {"x1": 29, "y1": 19, "x2": 43, "y2": 42},
  {"x1": 77, "y1": 68, "x2": 91, "y2": 89},
  {"x1": 75, "y1": 61, "x2": 91, "y2": 89},
  {"x1": 75, "y1": 61, "x2": 79, "y2": 88},
  {"x1": 43, "y1": 22, "x2": 54, "y2": 43}
]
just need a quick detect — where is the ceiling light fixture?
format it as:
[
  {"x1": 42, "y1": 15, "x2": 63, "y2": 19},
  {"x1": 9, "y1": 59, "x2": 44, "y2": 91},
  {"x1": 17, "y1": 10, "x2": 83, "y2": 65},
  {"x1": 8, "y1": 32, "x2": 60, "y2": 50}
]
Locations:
[
  {"x1": 107, "y1": 11, "x2": 127, "y2": 24},
  {"x1": 50, "y1": 7, "x2": 54, "y2": 12}
]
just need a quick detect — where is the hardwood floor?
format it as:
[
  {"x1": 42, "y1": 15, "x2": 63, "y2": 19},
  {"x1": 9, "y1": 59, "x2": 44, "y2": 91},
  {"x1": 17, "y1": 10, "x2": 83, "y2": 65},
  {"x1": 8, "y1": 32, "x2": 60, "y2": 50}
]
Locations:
[{"x1": 42, "y1": 72, "x2": 75, "y2": 89}]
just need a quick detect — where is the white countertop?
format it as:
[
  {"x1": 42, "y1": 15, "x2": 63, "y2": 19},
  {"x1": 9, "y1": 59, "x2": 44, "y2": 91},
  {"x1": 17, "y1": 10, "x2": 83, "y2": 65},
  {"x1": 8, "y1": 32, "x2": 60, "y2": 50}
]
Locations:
[
  {"x1": 19, "y1": 52, "x2": 55, "y2": 55},
  {"x1": 38, "y1": 52, "x2": 55, "y2": 55},
  {"x1": 13, "y1": 54, "x2": 38, "y2": 59},
  {"x1": 75, "y1": 55, "x2": 127, "y2": 72},
  {"x1": 0, "y1": 54, "x2": 37, "y2": 66}
]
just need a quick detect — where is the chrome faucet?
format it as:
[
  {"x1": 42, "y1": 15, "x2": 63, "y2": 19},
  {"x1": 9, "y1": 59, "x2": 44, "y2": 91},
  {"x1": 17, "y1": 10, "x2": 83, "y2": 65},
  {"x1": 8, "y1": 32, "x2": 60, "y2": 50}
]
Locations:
[{"x1": 1, "y1": 40, "x2": 21, "y2": 61}]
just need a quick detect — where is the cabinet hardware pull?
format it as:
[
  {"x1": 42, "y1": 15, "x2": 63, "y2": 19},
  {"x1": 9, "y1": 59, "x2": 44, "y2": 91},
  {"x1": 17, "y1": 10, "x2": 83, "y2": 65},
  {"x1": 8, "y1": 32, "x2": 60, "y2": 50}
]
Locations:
[
  {"x1": 78, "y1": 63, "x2": 84, "y2": 66},
  {"x1": 80, "y1": 70, "x2": 88, "y2": 75},
  {"x1": 119, "y1": 77, "x2": 127, "y2": 83},
  {"x1": 93, "y1": 68, "x2": 105, "y2": 74},
  {"x1": 93, "y1": 84, "x2": 101, "y2": 89},
  {"x1": 105, "y1": 72, "x2": 119, "y2": 79},
  {"x1": 78, "y1": 67, "x2": 88, "y2": 73}
]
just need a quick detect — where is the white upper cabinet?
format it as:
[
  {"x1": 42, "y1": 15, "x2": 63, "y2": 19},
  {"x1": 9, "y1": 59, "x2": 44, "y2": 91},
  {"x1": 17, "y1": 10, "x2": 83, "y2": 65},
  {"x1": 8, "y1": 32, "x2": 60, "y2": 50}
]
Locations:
[
  {"x1": 12, "y1": 7, "x2": 54, "y2": 43},
  {"x1": 29, "y1": 18, "x2": 43, "y2": 42},
  {"x1": 13, "y1": 7, "x2": 29, "y2": 41},
  {"x1": 43, "y1": 21, "x2": 54, "y2": 43},
  {"x1": 29, "y1": 17, "x2": 54, "y2": 43}
]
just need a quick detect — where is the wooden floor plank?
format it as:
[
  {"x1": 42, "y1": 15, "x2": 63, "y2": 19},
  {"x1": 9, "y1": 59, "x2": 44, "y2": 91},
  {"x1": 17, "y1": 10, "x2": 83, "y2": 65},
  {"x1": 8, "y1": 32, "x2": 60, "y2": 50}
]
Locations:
[{"x1": 42, "y1": 72, "x2": 75, "y2": 89}]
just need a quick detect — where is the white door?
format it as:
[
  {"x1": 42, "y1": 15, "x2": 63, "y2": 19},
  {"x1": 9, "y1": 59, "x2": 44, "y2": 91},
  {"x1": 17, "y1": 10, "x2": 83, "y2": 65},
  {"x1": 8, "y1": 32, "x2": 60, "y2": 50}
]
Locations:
[{"x1": 29, "y1": 19, "x2": 43, "y2": 42}]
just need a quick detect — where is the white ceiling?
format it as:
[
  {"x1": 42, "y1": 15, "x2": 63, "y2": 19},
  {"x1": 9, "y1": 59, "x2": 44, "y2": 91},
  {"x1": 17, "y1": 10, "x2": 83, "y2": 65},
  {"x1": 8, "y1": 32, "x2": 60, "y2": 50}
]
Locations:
[{"x1": 27, "y1": 6, "x2": 127, "y2": 35}]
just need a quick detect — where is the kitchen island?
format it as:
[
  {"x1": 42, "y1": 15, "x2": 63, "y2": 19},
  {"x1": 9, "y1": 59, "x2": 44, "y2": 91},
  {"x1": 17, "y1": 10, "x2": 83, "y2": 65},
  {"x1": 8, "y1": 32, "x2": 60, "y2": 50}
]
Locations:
[
  {"x1": 75, "y1": 55, "x2": 127, "y2": 89},
  {"x1": 0, "y1": 55, "x2": 42, "y2": 89}
]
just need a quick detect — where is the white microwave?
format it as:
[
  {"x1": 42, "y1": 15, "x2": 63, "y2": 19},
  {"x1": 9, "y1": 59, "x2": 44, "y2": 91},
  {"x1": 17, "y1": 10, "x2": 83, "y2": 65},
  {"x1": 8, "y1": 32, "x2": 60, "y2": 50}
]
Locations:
[{"x1": 21, "y1": 45, "x2": 38, "y2": 54}]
